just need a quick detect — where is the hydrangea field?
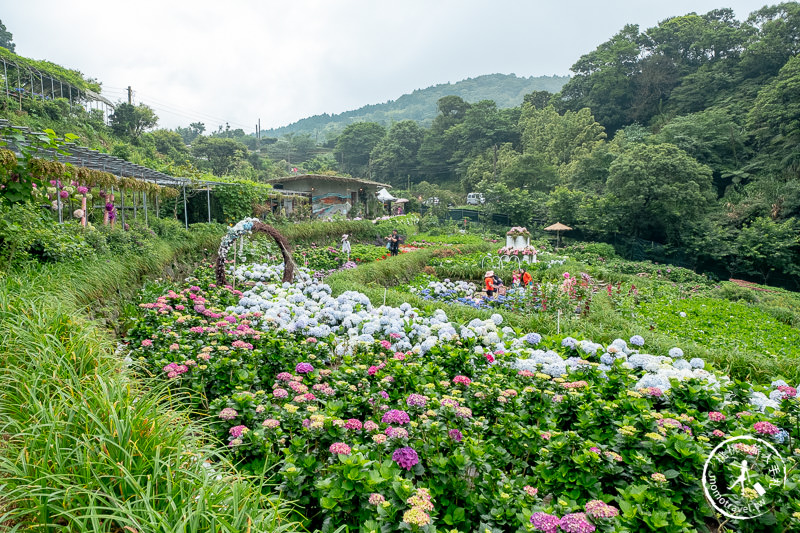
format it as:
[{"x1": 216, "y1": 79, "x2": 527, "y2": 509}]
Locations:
[{"x1": 127, "y1": 260, "x2": 800, "y2": 532}]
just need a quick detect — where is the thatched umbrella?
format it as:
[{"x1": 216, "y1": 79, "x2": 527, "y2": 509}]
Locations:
[{"x1": 543, "y1": 222, "x2": 573, "y2": 248}]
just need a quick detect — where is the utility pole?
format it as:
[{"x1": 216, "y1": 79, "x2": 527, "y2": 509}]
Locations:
[{"x1": 127, "y1": 86, "x2": 132, "y2": 105}]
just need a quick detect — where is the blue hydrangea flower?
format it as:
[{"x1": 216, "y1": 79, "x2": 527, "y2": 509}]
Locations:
[
  {"x1": 689, "y1": 358, "x2": 705, "y2": 369},
  {"x1": 673, "y1": 359, "x2": 692, "y2": 371},
  {"x1": 629, "y1": 335, "x2": 645, "y2": 346},
  {"x1": 525, "y1": 333, "x2": 542, "y2": 345},
  {"x1": 668, "y1": 347, "x2": 684, "y2": 359},
  {"x1": 561, "y1": 337, "x2": 578, "y2": 349}
]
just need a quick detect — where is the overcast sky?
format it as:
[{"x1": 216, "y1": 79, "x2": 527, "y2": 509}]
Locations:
[{"x1": 3, "y1": 1, "x2": 773, "y2": 132}]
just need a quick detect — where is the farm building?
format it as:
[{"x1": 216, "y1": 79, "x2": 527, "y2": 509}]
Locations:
[{"x1": 267, "y1": 174, "x2": 392, "y2": 218}]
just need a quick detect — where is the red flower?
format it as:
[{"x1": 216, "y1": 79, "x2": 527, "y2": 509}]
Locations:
[{"x1": 485, "y1": 353, "x2": 495, "y2": 363}]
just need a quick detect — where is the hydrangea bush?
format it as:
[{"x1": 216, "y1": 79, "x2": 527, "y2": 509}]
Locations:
[{"x1": 127, "y1": 262, "x2": 800, "y2": 532}]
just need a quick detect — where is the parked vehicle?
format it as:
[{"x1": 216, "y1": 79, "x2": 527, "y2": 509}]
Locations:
[
  {"x1": 423, "y1": 197, "x2": 440, "y2": 207},
  {"x1": 466, "y1": 192, "x2": 485, "y2": 205}
]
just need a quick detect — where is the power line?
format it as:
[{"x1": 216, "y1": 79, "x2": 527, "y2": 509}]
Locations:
[{"x1": 99, "y1": 87, "x2": 252, "y2": 131}]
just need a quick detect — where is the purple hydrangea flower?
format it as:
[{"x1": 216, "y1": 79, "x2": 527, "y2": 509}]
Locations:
[
  {"x1": 448, "y1": 429, "x2": 463, "y2": 442},
  {"x1": 559, "y1": 512, "x2": 596, "y2": 533},
  {"x1": 295, "y1": 362, "x2": 314, "y2": 374},
  {"x1": 530, "y1": 512, "x2": 560, "y2": 533},
  {"x1": 392, "y1": 446, "x2": 419, "y2": 470},
  {"x1": 382, "y1": 409, "x2": 410, "y2": 425},
  {"x1": 406, "y1": 394, "x2": 428, "y2": 407}
]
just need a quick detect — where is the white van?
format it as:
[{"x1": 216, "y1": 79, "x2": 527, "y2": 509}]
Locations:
[{"x1": 466, "y1": 192, "x2": 485, "y2": 205}]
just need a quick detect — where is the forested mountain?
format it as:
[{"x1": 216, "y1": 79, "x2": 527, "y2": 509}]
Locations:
[
  {"x1": 2, "y1": 3, "x2": 798, "y2": 287},
  {"x1": 262, "y1": 74, "x2": 569, "y2": 138}
]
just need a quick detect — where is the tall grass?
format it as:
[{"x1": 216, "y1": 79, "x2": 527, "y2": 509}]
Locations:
[{"x1": 0, "y1": 237, "x2": 302, "y2": 531}]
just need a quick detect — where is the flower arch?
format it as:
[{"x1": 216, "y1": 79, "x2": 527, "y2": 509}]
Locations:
[{"x1": 215, "y1": 217, "x2": 296, "y2": 285}]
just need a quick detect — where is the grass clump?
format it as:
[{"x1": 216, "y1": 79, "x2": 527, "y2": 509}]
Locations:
[{"x1": 0, "y1": 238, "x2": 301, "y2": 531}]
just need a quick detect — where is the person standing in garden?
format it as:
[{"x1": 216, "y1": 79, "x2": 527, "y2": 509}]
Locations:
[
  {"x1": 512, "y1": 270, "x2": 521, "y2": 288},
  {"x1": 522, "y1": 269, "x2": 533, "y2": 287},
  {"x1": 341, "y1": 234, "x2": 351, "y2": 260},
  {"x1": 484, "y1": 270, "x2": 495, "y2": 298},
  {"x1": 387, "y1": 229, "x2": 401, "y2": 256}
]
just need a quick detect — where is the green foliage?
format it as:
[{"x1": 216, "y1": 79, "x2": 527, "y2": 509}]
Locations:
[
  {"x1": 0, "y1": 236, "x2": 301, "y2": 532},
  {"x1": 109, "y1": 103, "x2": 159, "y2": 138},
  {"x1": 733, "y1": 216, "x2": 800, "y2": 282},
  {"x1": 747, "y1": 54, "x2": 800, "y2": 178},
  {"x1": 0, "y1": 47, "x2": 100, "y2": 92},
  {"x1": 605, "y1": 143, "x2": 714, "y2": 243},
  {"x1": 636, "y1": 296, "x2": 800, "y2": 379},
  {"x1": 520, "y1": 105, "x2": 607, "y2": 174},
  {"x1": 369, "y1": 120, "x2": 425, "y2": 186},
  {"x1": 213, "y1": 181, "x2": 275, "y2": 223},
  {"x1": 334, "y1": 122, "x2": 386, "y2": 177},
  {"x1": 656, "y1": 108, "x2": 748, "y2": 193},
  {"x1": 0, "y1": 19, "x2": 16, "y2": 52}
]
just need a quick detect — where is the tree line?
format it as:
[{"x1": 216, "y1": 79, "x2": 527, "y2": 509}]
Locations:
[{"x1": 327, "y1": 3, "x2": 800, "y2": 284}]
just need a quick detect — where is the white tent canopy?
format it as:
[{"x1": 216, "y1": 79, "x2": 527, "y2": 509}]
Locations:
[{"x1": 376, "y1": 188, "x2": 397, "y2": 202}]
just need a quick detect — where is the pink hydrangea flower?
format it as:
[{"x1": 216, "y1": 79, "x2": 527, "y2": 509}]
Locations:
[
  {"x1": 754, "y1": 421, "x2": 779, "y2": 435},
  {"x1": 344, "y1": 419, "x2": 363, "y2": 430},
  {"x1": 708, "y1": 411, "x2": 726, "y2": 422},
  {"x1": 559, "y1": 512, "x2": 596, "y2": 533},
  {"x1": 272, "y1": 388, "x2": 288, "y2": 399},
  {"x1": 229, "y1": 425, "x2": 248, "y2": 438},
  {"x1": 218, "y1": 408, "x2": 238, "y2": 420},
  {"x1": 530, "y1": 512, "x2": 560, "y2": 533},
  {"x1": 584, "y1": 500, "x2": 619, "y2": 519},
  {"x1": 329, "y1": 442, "x2": 351, "y2": 455}
]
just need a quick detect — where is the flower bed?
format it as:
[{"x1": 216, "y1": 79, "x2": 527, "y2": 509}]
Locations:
[
  {"x1": 127, "y1": 262, "x2": 800, "y2": 532},
  {"x1": 402, "y1": 273, "x2": 603, "y2": 316}
]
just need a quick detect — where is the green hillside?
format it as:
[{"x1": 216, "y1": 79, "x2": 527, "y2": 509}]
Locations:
[{"x1": 263, "y1": 73, "x2": 569, "y2": 138}]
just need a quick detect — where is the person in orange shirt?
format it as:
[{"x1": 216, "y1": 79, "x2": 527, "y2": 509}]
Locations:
[
  {"x1": 484, "y1": 270, "x2": 495, "y2": 298},
  {"x1": 521, "y1": 270, "x2": 533, "y2": 287}
]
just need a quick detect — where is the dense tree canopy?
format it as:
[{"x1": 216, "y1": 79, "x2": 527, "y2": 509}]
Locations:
[
  {"x1": 192, "y1": 136, "x2": 248, "y2": 176},
  {"x1": 605, "y1": 142, "x2": 714, "y2": 242},
  {"x1": 109, "y1": 103, "x2": 159, "y2": 139},
  {"x1": 333, "y1": 122, "x2": 386, "y2": 177},
  {"x1": 0, "y1": 19, "x2": 15, "y2": 52}
]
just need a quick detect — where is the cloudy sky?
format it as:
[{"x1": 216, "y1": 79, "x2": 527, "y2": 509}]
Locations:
[{"x1": 3, "y1": 1, "x2": 772, "y2": 132}]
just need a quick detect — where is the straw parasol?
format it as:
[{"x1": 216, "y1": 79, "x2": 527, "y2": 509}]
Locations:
[{"x1": 543, "y1": 222, "x2": 572, "y2": 248}]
